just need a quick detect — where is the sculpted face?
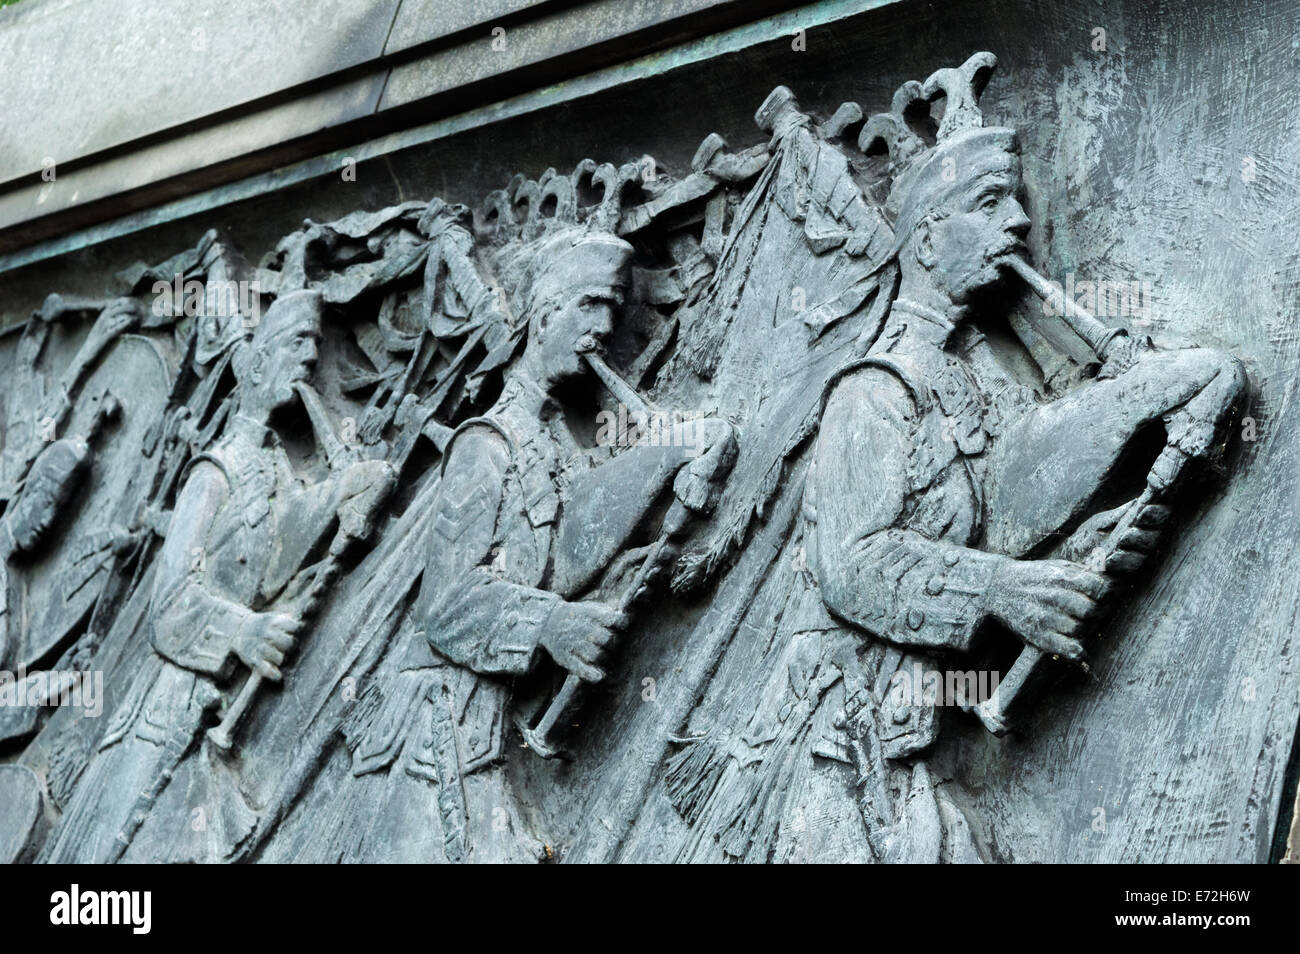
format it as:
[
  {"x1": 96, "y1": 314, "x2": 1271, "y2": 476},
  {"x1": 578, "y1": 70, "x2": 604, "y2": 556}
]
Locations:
[
  {"x1": 6, "y1": 439, "x2": 84, "y2": 554},
  {"x1": 260, "y1": 324, "x2": 320, "y2": 409},
  {"x1": 8, "y1": 461, "x2": 60, "y2": 552},
  {"x1": 242, "y1": 291, "x2": 323, "y2": 416},
  {"x1": 919, "y1": 165, "x2": 1030, "y2": 304},
  {"x1": 538, "y1": 281, "x2": 620, "y2": 388},
  {"x1": 523, "y1": 232, "x2": 631, "y2": 391}
]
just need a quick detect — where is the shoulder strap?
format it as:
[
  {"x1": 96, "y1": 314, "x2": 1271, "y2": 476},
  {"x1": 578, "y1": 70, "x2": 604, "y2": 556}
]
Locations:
[
  {"x1": 180, "y1": 445, "x2": 234, "y2": 491},
  {"x1": 820, "y1": 352, "x2": 933, "y2": 419},
  {"x1": 438, "y1": 415, "x2": 517, "y2": 478}
]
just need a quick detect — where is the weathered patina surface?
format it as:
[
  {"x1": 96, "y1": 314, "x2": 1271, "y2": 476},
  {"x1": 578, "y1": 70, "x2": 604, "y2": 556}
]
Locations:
[{"x1": 0, "y1": 36, "x2": 1289, "y2": 863}]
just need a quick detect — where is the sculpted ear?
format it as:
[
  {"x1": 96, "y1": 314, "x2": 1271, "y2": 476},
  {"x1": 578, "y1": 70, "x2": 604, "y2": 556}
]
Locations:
[
  {"x1": 526, "y1": 301, "x2": 550, "y2": 343},
  {"x1": 249, "y1": 347, "x2": 266, "y2": 385},
  {"x1": 915, "y1": 218, "x2": 937, "y2": 270}
]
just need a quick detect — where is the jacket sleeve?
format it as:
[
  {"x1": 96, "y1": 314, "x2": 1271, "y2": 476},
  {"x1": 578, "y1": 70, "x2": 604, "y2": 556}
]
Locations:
[
  {"x1": 811, "y1": 367, "x2": 1004, "y2": 652},
  {"x1": 419, "y1": 427, "x2": 561, "y2": 676},
  {"x1": 149, "y1": 461, "x2": 256, "y2": 675}
]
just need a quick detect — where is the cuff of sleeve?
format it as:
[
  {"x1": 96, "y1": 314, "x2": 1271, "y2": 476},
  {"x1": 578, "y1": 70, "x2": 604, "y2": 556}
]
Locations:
[
  {"x1": 891, "y1": 543, "x2": 1001, "y2": 651},
  {"x1": 488, "y1": 589, "x2": 563, "y2": 674},
  {"x1": 156, "y1": 595, "x2": 253, "y2": 675}
]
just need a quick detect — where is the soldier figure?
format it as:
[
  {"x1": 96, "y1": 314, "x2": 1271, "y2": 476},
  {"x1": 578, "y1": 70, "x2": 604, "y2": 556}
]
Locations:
[
  {"x1": 0, "y1": 297, "x2": 137, "y2": 673},
  {"x1": 668, "y1": 58, "x2": 1245, "y2": 862},
  {"x1": 336, "y1": 227, "x2": 734, "y2": 863},
  {"x1": 40, "y1": 290, "x2": 394, "y2": 862}
]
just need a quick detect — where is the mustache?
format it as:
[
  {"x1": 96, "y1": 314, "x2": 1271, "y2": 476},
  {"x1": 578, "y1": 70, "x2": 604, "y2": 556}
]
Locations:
[{"x1": 986, "y1": 238, "x2": 1027, "y2": 263}]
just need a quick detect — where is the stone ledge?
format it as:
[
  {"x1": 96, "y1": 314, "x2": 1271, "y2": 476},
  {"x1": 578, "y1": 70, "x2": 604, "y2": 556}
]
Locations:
[{"x1": 0, "y1": 0, "x2": 865, "y2": 260}]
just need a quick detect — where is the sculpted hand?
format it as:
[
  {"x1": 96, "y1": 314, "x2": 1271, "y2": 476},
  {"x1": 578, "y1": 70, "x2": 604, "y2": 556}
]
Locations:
[
  {"x1": 985, "y1": 559, "x2": 1109, "y2": 662},
  {"x1": 1061, "y1": 501, "x2": 1170, "y2": 575},
  {"x1": 540, "y1": 601, "x2": 628, "y2": 683},
  {"x1": 98, "y1": 297, "x2": 143, "y2": 335},
  {"x1": 688, "y1": 416, "x2": 737, "y2": 455},
  {"x1": 358, "y1": 402, "x2": 393, "y2": 446},
  {"x1": 233, "y1": 612, "x2": 300, "y2": 682},
  {"x1": 673, "y1": 417, "x2": 738, "y2": 513},
  {"x1": 337, "y1": 460, "x2": 398, "y2": 538},
  {"x1": 339, "y1": 459, "x2": 397, "y2": 501},
  {"x1": 79, "y1": 299, "x2": 143, "y2": 366}
]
